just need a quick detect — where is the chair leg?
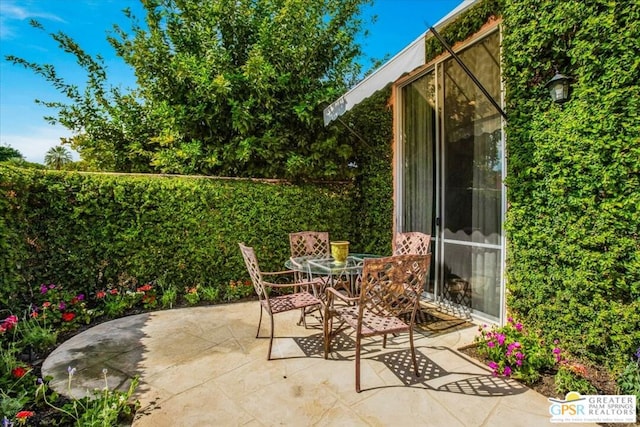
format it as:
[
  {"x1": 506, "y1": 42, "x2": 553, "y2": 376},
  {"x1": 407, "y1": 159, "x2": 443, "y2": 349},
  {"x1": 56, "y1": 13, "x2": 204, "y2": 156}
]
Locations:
[
  {"x1": 256, "y1": 305, "x2": 264, "y2": 338},
  {"x1": 383, "y1": 334, "x2": 387, "y2": 348},
  {"x1": 323, "y1": 305, "x2": 330, "y2": 359},
  {"x1": 267, "y1": 314, "x2": 275, "y2": 360},
  {"x1": 355, "y1": 334, "x2": 362, "y2": 393},
  {"x1": 409, "y1": 327, "x2": 419, "y2": 377}
]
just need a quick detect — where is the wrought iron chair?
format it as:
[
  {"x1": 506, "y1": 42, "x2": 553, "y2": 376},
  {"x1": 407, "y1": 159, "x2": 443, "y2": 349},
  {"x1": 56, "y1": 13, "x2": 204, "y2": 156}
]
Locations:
[
  {"x1": 288, "y1": 231, "x2": 331, "y2": 322},
  {"x1": 323, "y1": 254, "x2": 431, "y2": 392},
  {"x1": 393, "y1": 231, "x2": 431, "y2": 256},
  {"x1": 289, "y1": 231, "x2": 330, "y2": 260},
  {"x1": 239, "y1": 243, "x2": 322, "y2": 360}
]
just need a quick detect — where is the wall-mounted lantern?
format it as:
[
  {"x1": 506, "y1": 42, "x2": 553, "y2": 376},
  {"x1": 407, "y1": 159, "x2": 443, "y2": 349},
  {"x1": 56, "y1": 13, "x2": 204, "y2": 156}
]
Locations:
[{"x1": 545, "y1": 73, "x2": 571, "y2": 103}]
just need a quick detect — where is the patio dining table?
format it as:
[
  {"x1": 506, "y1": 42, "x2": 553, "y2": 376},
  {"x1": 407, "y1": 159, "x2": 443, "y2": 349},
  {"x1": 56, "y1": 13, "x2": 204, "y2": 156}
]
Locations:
[{"x1": 285, "y1": 253, "x2": 380, "y2": 300}]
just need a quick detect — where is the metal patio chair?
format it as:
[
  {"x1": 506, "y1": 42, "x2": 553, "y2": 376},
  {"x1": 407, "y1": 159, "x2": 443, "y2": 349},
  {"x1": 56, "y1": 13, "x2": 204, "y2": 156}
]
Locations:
[
  {"x1": 393, "y1": 231, "x2": 431, "y2": 256},
  {"x1": 239, "y1": 243, "x2": 322, "y2": 360},
  {"x1": 323, "y1": 254, "x2": 431, "y2": 392}
]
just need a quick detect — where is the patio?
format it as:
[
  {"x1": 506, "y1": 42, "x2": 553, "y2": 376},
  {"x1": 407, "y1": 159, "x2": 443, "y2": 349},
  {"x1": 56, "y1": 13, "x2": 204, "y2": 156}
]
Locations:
[{"x1": 42, "y1": 301, "x2": 598, "y2": 426}]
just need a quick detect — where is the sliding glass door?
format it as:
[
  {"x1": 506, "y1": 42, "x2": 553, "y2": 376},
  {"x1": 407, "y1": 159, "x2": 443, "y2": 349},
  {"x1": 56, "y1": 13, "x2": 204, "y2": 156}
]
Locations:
[
  {"x1": 398, "y1": 29, "x2": 504, "y2": 322},
  {"x1": 401, "y1": 70, "x2": 437, "y2": 295}
]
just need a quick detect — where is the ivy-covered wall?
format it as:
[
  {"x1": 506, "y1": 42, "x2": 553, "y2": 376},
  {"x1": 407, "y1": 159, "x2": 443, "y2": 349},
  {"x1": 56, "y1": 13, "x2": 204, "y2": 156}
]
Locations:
[
  {"x1": 0, "y1": 167, "x2": 357, "y2": 307},
  {"x1": 502, "y1": 1, "x2": 640, "y2": 372},
  {"x1": 339, "y1": 0, "x2": 639, "y2": 373},
  {"x1": 336, "y1": 86, "x2": 395, "y2": 256}
]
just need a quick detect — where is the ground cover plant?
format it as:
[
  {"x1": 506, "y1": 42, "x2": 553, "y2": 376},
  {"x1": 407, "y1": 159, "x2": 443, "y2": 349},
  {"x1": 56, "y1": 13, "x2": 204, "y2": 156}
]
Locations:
[{"x1": 0, "y1": 274, "x2": 256, "y2": 425}]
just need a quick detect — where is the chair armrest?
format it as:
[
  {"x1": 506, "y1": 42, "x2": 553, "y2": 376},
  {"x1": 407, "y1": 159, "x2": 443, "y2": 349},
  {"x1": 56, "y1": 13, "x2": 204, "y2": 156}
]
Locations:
[
  {"x1": 262, "y1": 269, "x2": 295, "y2": 277},
  {"x1": 326, "y1": 287, "x2": 358, "y2": 304}
]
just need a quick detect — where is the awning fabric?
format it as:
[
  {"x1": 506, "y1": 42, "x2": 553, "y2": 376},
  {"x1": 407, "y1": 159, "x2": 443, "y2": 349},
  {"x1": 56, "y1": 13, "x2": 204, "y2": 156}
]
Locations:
[{"x1": 323, "y1": 0, "x2": 479, "y2": 125}]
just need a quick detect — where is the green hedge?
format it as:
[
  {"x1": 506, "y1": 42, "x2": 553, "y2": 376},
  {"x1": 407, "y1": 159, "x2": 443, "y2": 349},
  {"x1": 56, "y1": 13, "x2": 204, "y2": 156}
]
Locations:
[
  {"x1": 0, "y1": 167, "x2": 358, "y2": 307},
  {"x1": 502, "y1": 0, "x2": 640, "y2": 372},
  {"x1": 336, "y1": 86, "x2": 394, "y2": 256}
]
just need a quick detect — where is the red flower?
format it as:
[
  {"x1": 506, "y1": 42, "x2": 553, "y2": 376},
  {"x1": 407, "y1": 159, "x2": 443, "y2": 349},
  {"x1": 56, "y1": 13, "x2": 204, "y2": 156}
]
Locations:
[
  {"x1": 42, "y1": 301, "x2": 51, "y2": 308},
  {"x1": 109, "y1": 288, "x2": 119, "y2": 295},
  {"x1": 142, "y1": 294, "x2": 156, "y2": 304},
  {"x1": 15, "y1": 410, "x2": 35, "y2": 420},
  {"x1": 61, "y1": 312, "x2": 76, "y2": 322},
  {"x1": 71, "y1": 297, "x2": 79, "y2": 304},
  {"x1": 12, "y1": 366, "x2": 27, "y2": 378},
  {"x1": 137, "y1": 284, "x2": 153, "y2": 293},
  {"x1": 96, "y1": 290, "x2": 106, "y2": 299}
]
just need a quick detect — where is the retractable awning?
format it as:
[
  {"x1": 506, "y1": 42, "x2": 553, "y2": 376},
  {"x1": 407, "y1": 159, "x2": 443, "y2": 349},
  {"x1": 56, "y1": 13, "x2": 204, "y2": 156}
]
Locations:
[{"x1": 323, "y1": 0, "x2": 479, "y2": 125}]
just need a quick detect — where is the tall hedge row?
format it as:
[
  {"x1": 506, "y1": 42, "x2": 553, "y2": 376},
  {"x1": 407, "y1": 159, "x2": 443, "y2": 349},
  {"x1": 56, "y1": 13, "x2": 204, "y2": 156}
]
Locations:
[
  {"x1": 502, "y1": 0, "x2": 640, "y2": 371},
  {"x1": 0, "y1": 167, "x2": 357, "y2": 307}
]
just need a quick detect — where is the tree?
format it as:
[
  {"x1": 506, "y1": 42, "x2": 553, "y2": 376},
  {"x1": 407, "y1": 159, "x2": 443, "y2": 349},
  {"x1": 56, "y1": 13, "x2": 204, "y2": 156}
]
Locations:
[
  {"x1": 6, "y1": 0, "x2": 373, "y2": 180},
  {"x1": 0, "y1": 145, "x2": 24, "y2": 162},
  {"x1": 44, "y1": 146, "x2": 72, "y2": 170}
]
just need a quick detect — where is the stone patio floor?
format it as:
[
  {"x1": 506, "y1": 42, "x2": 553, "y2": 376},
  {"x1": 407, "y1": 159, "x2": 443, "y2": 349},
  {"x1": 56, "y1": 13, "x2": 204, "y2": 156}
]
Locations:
[{"x1": 42, "y1": 301, "x2": 599, "y2": 426}]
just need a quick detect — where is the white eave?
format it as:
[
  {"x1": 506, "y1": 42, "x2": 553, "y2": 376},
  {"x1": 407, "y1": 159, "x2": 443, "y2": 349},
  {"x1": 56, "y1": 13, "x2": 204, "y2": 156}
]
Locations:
[{"x1": 323, "y1": 0, "x2": 479, "y2": 125}]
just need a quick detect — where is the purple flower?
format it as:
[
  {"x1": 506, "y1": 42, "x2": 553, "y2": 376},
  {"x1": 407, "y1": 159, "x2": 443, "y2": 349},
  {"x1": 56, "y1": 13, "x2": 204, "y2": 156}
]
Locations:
[
  {"x1": 553, "y1": 347, "x2": 561, "y2": 355},
  {"x1": 514, "y1": 322, "x2": 523, "y2": 332},
  {"x1": 515, "y1": 352, "x2": 524, "y2": 360},
  {"x1": 488, "y1": 361, "x2": 498, "y2": 370},
  {"x1": 635, "y1": 347, "x2": 640, "y2": 361},
  {"x1": 516, "y1": 359, "x2": 523, "y2": 367},
  {"x1": 487, "y1": 341, "x2": 495, "y2": 348},
  {"x1": 40, "y1": 284, "x2": 48, "y2": 294},
  {"x1": 503, "y1": 366, "x2": 512, "y2": 376},
  {"x1": 58, "y1": 301, "x2": 66, "y2": 310},
  {"x1": 507, "y1": 317, "x2": 514, "y2": 324},
  {"x1": 77, "y1": 294, "x2": 85, "y2": 301},
  {"x1": 49, "y1": 284, "x2": 55, "y2": 289},
  {"x1": 496, "y1": 333, "x2": 506, "y2": 346},
  {"x1": 2, "y1": 416, "x2": 13, "y2": 427}
]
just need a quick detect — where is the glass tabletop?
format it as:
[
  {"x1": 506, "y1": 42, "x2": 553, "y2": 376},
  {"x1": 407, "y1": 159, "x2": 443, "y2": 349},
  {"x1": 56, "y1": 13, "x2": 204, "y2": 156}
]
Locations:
[{"x1": 286, "y1": 253, "x2": 380, "y2": 276}]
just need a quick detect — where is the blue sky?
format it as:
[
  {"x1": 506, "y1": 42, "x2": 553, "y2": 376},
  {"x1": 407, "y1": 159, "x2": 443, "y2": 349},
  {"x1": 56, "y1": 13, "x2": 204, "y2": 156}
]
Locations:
[{"x1": 0, "y1": 0, "x2": 461, "y2": 163}]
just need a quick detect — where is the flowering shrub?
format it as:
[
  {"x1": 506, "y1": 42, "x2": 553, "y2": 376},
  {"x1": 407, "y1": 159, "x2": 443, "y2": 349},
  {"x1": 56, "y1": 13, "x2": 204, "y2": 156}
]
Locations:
[
  {"x1": 555, "y1": 362, "x2": 597, "y2": 395},
  {"x1": 224, "y1": 280, "x2": 254, "y2": 302},
  {"x1": 476, "y1": 317, "x2": 560, "y2": 384},
  {"x1": 30, "y1": 284, "x2": 91, "y2": 330},
  {"x1": 94, "y1": 281, "x2": 159, "y2": 317}
]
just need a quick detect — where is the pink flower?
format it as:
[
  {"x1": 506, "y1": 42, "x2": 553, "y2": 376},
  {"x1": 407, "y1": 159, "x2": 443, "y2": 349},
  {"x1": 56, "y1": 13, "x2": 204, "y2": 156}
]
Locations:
[
  {"x1": 503, "y1": 366, "x2": 512, "y2": 376},
  {"x1": 514, "y1": 322, "x2": 523, "y2": 332},
  {"x1": 1, "y1": 315, "x2": 18, "y2": 332},
  {"x1": 496, "y1": 333, "x2": 506, "y2": 346}
]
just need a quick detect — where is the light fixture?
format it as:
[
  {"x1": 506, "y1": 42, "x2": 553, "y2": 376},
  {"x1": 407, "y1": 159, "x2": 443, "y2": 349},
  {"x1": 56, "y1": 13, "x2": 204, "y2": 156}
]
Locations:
[{"x1": 545, "y1": 73, "x2": 571, "y2": 103}]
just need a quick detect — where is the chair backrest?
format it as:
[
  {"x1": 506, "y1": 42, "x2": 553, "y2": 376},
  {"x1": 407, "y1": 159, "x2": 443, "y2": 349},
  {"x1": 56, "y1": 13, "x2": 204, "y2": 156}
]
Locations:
[
  {"x1": 238, "y1": 243, "x2": 267, "y2": 299},
  {"x1": 359, "y1": 254, "x2": 431, "y2": 318},
  {"x1": 289, "y1": 231, "x2": 330, "y2": 258},
  {"x1": 393, "y1": 232, "x2": 431, "y2": 256}
]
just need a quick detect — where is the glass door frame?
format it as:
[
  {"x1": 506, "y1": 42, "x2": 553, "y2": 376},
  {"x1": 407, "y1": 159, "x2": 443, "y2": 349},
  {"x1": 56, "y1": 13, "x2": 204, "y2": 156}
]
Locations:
[{"x1": 393, "y1": 24, "x2": 506, "y2": 325}]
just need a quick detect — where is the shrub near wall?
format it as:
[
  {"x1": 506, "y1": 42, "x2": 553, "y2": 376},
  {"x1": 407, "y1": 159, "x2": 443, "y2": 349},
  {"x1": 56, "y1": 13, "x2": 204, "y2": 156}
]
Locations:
[
  {"x1": 0, "y1": 166, "x2": 357, "y2": 307},
  {"x1": 337, "y1": 86, "x2": 394, "y2": 256},
  {"x1": 502, "y1": 1, "x2": 640, "y2": 372}
]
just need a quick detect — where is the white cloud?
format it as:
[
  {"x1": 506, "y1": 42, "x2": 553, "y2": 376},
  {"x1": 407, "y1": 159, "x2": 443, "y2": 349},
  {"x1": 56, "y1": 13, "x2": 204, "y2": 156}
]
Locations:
[
  {"x1": 0, "y1": 125, "x2": 79, "y2": 164},
  {"x1": 0, "y1": 1, "x2": 65, "y2": 40}
]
